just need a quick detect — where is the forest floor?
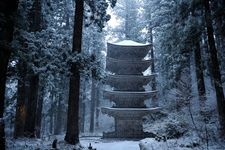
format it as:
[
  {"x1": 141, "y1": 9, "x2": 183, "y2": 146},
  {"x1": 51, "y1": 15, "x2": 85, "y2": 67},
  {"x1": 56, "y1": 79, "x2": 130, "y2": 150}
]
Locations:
[{"x1": 6, "y1": 135, "x2": 225, "y2": 150}]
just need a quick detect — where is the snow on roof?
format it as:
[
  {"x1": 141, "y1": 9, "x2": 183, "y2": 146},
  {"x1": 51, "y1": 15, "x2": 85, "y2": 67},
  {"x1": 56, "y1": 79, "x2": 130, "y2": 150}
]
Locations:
[{"x1": 109, "y1": 40, "x2": 150, "y2": 46}]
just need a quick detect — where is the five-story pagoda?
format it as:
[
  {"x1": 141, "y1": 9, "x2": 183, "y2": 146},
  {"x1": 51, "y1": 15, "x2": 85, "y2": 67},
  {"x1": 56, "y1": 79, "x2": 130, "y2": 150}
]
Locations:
[{"x1": 102, "y1": 40, "x2": 160, "y2": 138}]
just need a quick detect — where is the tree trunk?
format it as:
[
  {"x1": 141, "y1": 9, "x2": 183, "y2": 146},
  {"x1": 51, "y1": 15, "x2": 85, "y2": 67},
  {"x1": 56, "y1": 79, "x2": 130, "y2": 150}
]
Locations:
[
  {"x1": 23, "y1": 0, "x2": 43, "y2": 138},
  {"x1": 81, "y1": 102, "x2": 86, "y2": 133},
  {"x1": 14, "y1": 61, "x2": 28, "y2": 138},
  {"x1": 0, "y1": 0, "x2": 18, "y2": 148},
  {"x1": 0, "y1": 43, "x2": 10, "y2": 150},
  {"x1": 54, "y1": 94, "x2": 63, "y2": 135},
  {"x1": 95, "y1": 84, "x2": 101, "y2": 129},
  {"x1": 80, "y1": 79, "x2": 86, "y2": 133},
  {"x1": 49, "y1": 94, "x2": 54, "y2": 134},
  {"x1": 24, "y1": 75, "x2": 39, "y2": 137},
  {"x1": 90, "y1": 79, "x2": 97, "y2": 133},
  {"x1": 214, "y1": 0, "x2": 225, "y2": 78},
  {"x1": 204, "y1": 0, "x2": 225, "y2": 134},
  {"x1": 35, "y1": 76, "x2": 45, "y2": 138},
  {"x1": 194, "y1": 36, "x2": 206, "y2": 110},
  {"x1": 65, "y1": 0, "x2": 84, "y2": 145}
]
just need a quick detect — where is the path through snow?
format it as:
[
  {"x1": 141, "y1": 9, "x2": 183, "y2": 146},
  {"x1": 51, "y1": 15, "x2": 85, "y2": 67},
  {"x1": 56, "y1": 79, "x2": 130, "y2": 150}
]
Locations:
[{"x1": 80, "y1": 137, "x2": 140, "y2": 150}]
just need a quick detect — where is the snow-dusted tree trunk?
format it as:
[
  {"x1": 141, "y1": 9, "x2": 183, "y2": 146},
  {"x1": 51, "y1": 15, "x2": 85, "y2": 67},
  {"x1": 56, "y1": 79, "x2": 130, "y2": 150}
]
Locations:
[
  {"x1": 204, "y1": 0, "x2": 225, "y2": 134},
  {"x1": 189, "y1": 2, "x2": 207, "y2": 110},
  {"x1": 65, "y1": 0, "x2": 84, "y2": 145}
]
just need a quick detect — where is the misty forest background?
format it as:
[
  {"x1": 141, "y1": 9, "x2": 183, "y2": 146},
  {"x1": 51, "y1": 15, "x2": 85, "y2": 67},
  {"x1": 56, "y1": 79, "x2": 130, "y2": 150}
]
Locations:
[{"x1": 0, "y1": 0, "x2": 225, "y2": 149}]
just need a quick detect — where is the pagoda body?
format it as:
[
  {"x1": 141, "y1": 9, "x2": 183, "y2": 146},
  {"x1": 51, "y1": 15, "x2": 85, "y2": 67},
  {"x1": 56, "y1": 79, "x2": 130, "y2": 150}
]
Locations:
[{"x1": 102, "y1": 40, "x2": 160, "y2": 138}]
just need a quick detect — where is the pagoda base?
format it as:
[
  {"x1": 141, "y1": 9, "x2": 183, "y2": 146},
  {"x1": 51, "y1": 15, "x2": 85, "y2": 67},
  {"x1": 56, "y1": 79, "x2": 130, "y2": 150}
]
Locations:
[
  {"x1": 101, "y1": 107, "x2": 161, "y2": 139},
  {"x1": 103, "y1": 131, "x2": 155, "y2": 139},
  {"x1": 103, "y1": 117, "x2": 156, "y2": 139}
]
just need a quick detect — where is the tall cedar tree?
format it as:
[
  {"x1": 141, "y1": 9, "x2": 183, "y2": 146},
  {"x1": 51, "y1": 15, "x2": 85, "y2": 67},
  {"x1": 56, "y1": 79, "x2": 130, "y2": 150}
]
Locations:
[
  {"x1": 0, "y1": 0, "x2": 18, "y2": 148},
  {"x1": 190, "y1": 3, "x2": 206, "y2": 109},
  {"x1": 65, "y1": 0, "x2": 84, "y2": 144},
  {"x1": 14, "y1": 0, "x2": 43, "y2": 138},
  {"x1": 204, "y1": 0, "x2": 225, "y2": 134},
  {"x1": 24, "y1": 0, "x2": 42, "y2": 138}
]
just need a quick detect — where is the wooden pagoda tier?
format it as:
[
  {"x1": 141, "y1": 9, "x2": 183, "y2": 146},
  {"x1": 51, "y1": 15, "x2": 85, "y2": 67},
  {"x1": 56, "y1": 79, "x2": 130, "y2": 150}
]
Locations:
[
  {"x1": 106, "y1": 57, "x2": 153, "y2": 75},
  {"x1": 107, "y1": 42, "x2": 151, "y2": 60},
  {"x1": 102, "y1": 40, "x2": 159, "y2": 138},
  {"x1": 104, "y1": 74, "x2": 157, "y2": 91},
  {"x1": 103, "y1": 90, "x2": 158, "y2": 108}
]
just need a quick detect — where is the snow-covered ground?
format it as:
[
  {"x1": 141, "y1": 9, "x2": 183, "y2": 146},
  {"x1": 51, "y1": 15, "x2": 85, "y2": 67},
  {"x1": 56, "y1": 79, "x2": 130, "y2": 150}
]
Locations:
[
  {"x1": 81, "y1": 137, "x2": 225, "y2": 150},
  {"x1": 80, "y1": 137, "x2": 139, "y2": 150},
  {"x1": 6, "y1": 136, "x2": 225, "y2": 150}
]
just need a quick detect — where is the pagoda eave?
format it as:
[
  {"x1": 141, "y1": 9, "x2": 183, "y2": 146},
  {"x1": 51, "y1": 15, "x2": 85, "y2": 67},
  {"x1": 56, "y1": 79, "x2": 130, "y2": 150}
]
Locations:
[
  {"x1": 101, "y1": 107, "x2": 161, "y2": 118},
  {"x1": 107, "y1": 42, "x2": 151, "y2": 59},
  {"x1": 106, "y1": 57, "x2": 153, "y2": 75}
]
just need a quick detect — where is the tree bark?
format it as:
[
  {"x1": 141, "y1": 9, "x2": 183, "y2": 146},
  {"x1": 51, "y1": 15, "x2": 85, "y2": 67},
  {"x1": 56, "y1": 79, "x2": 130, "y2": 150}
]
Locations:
[
  {"x1": 35, "y1": 76, "x2": 45, "y2": 138},
  {"x1": 54, "y1": 94, "x2": 63, "y2": 135},
  {"x1": 0, "y1": 43, "x2": 10, "y2": 150},
  {"x1": 95, "y1": 84, "x2": 101, "y2": 129},
  {"x1": 0, "y1": 0, "x2": 18, "y2": 148},
  {"x1": 65, "y1": 0, "x2": 84, "y2": 145},
  {"x1": 90, "y1": 79, "x2": 97, "y2": 133},
  {"x1": 80, "y1": 79, "x2": 86, "y2": 133},
  {"x1": 14, "y1": 61, "x2": 28, "y2": 138},
  {"x1": 24, "y1": 75, "x2": 39, "y2": 137},
  {"x1": 194, "y1": 36, "x2": 206, "y2": 109},
  {"x1": 49, "y1": 93, "x2": 55, "y2": 134},
  {"x1": 214, "y1": 0, "x2": 225, "y2": 78},
  {"x1": 204, "y1": 0, "x2": 225, "y2": 134}
]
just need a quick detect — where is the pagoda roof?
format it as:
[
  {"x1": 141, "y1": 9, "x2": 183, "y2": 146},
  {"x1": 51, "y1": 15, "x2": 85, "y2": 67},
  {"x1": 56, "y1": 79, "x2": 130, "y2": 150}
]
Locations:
[
  {"x1": 108, "y1": 40, "x2": 151, "y2": 47},
  {"x1": 107, "y1": 41, "x2": 151, "y2": 60},
  {"x1": 101, "y1": 107, "x2": 161, "y2": 118},
  {"x1": 106, "y1": 57, "x2": 152, "y2": 75},
  {"x1": 104, "y1": 74, "x2": 157, "y2": 91}
]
